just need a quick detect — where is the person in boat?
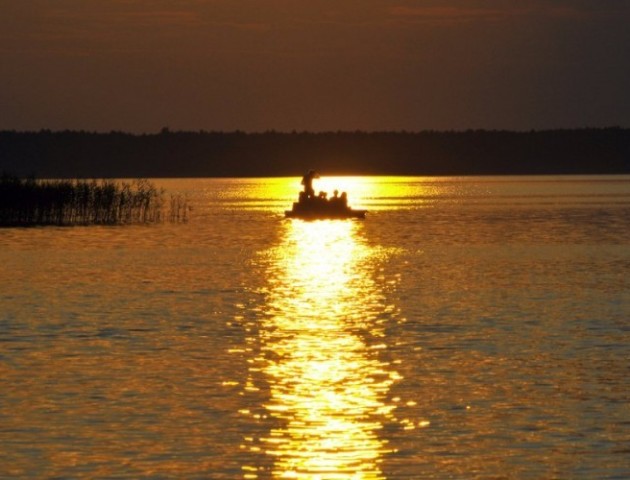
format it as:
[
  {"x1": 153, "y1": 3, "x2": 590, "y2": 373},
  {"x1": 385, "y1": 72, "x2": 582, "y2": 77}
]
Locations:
[
  {"x1": 329, "y1": 190, "x2": 341, "y2": 208},
  {"x1": 313, "y1": 191, "x2": 325, "y2": 206},
  {"x1": 301, "y1": 169, "x2": 320, "y2": 198},
  {"x1": 340, "y1": 191, "x2": 348, "y2": 207}
]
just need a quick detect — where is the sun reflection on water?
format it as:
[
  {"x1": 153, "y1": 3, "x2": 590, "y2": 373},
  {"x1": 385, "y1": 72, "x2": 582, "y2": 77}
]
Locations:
[{"x1": 244, "y1": 220, "x2": 399, "y2": 479}]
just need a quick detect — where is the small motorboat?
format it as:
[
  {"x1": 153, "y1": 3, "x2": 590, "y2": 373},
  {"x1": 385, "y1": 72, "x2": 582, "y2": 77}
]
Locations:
[{"x1": 285, "y1": 191, "x2": 367, "y2": 220}]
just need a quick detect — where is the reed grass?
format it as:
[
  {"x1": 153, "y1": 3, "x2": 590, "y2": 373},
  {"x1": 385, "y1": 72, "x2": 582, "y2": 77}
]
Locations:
[{"x1": 0, "y1": 174, "x2": 189, "y2": 226}]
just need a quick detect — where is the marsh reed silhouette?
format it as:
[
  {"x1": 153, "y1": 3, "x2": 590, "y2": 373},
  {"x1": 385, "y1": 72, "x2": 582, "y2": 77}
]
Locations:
[{"x1": 0, "y1": 174, "x2": 189, "y2": 226}]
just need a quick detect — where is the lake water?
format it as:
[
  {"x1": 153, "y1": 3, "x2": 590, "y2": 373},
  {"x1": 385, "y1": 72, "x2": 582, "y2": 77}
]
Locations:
[{"x1": 1, "y1": 176, "x2": 629, "y2": 479}]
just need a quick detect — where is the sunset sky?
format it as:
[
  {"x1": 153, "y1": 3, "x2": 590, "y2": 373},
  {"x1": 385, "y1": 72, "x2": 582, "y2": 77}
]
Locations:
[{"x1": 1, "y1": 0, "x2": 629, "y2": 133}]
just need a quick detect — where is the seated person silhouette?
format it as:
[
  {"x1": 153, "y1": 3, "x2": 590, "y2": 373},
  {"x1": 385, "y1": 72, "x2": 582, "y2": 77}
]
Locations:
[{"x1": 301, "y1": 169, "x2": 319, "y2": 198}]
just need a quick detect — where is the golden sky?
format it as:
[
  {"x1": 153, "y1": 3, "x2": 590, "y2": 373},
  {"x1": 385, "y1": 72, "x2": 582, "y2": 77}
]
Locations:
[{"x1": 1, "y1": 0, "x2": 629, "y2": 132}]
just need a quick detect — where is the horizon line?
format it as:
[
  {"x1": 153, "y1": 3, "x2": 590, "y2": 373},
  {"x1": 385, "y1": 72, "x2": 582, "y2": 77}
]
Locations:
[{"x1": 2, "y1": 126, "x2": 628, "y2": 135}]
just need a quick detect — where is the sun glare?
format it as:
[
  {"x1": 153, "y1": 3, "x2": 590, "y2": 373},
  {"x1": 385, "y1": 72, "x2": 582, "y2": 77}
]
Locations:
[{"x1": 243, "y1": 219, "x2": 398, "y2": 478}]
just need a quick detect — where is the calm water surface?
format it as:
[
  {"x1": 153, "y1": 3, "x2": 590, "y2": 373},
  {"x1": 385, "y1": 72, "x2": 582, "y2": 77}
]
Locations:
[{"x1": 1, "y1": 176, "x2": 629, "y2": 479}]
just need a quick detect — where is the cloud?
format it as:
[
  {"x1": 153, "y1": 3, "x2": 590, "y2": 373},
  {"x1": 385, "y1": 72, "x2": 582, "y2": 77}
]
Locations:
[
  {"x1": 32, "y1": 1, "x2": 275, "y2": 33},
  {"x1": 42, "y1": 8, "x2": 204, "y2": 29},
  {"x1": 0, "y1": 3, "x2": 272, "y2": 57},
  {"x1": 387, "y1": 3, "x2": 620, "y2": 25},
  {"x1": 389, "y1": 6, "x2": 518, "y2": 24}
]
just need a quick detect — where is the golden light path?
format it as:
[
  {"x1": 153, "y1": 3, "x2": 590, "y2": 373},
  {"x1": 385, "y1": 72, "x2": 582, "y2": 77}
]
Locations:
[{"x1": 244, "y1": 215, "x2": 400, "y2": 479}]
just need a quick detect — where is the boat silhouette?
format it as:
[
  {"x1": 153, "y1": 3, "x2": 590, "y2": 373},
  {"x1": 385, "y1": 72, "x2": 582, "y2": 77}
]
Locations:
[{"x1": 285, "y1": 190, "x2": 367, "y2": 219}]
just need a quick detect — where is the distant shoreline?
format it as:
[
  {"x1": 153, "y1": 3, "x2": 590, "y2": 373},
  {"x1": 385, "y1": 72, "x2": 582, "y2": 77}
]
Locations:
[{"x1": 2, "y1": 128, "x2": 629, "y2": 178}]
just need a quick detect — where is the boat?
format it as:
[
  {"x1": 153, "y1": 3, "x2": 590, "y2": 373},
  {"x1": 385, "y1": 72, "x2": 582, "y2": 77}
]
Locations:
[{"x1": 285, "y1": 191, "x2": 367, "y2": 219}]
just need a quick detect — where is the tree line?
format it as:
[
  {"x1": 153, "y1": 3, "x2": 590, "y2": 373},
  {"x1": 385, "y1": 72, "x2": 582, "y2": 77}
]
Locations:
[{"x1": 1, "y1": 128, "x2": 628, "y2": 178}]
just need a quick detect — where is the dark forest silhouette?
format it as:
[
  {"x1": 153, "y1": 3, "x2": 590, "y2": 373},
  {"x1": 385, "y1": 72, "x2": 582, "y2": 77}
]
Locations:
[{"x1": 1, "y1": 128, "x2": 629, "y2": 178}]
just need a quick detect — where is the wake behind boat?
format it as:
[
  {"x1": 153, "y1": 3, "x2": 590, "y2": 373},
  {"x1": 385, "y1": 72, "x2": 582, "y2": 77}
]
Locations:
[{"x1": 284, "y1": 170, "x2": 367, "y2": 220}]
